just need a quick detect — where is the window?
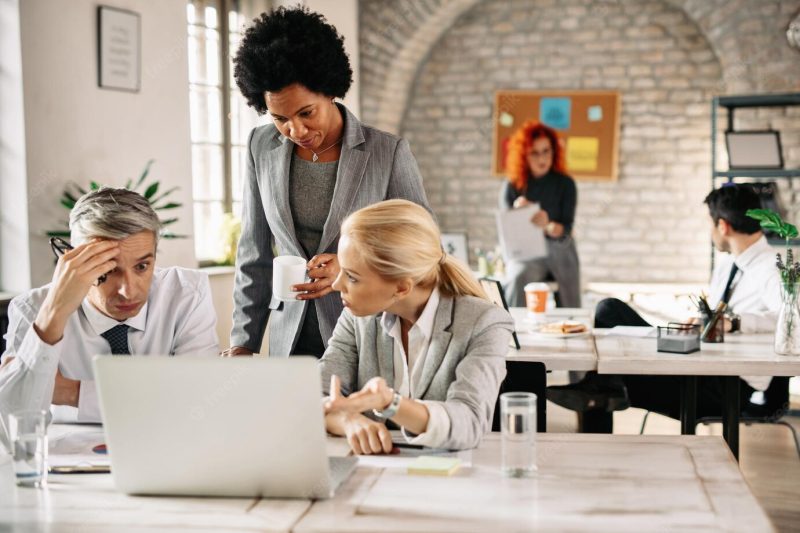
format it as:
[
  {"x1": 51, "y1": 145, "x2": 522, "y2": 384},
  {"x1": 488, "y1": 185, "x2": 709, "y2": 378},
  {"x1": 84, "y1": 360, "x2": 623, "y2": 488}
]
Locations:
[{"x1": 186, "y1": 0, "x2": 269, "y2": 263}]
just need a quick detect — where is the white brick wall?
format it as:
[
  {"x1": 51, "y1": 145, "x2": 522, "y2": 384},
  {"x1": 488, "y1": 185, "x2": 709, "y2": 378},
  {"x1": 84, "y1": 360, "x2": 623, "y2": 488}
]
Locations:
[{"x1": 360, "y1": 0, "x2": 800, "y2": 283}]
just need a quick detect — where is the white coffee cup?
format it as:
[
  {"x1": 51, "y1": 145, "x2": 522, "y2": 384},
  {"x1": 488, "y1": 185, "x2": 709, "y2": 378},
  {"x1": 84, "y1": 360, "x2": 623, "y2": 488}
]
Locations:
[{"x1": 273, "y1": 255, "x2": 307, "y2": 301}]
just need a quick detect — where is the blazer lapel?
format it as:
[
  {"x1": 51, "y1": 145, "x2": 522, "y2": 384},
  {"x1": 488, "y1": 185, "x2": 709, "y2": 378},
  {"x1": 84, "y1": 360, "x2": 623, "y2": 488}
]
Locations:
[
  {"x1": 317, "y1": 105, "x2": 369, "y2": 254},
  {"x1": 412, "y1": 296, "x2": 454, "y2": 399},
  {"x1": 265, "y1": 136, "x2": 304, "y2": 256}
]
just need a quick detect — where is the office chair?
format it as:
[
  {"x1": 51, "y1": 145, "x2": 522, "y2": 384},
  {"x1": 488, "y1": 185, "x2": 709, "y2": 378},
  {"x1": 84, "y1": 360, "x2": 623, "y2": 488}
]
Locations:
[{"x1": 638, "y1": 377, "x2": 800, "y2": 459}]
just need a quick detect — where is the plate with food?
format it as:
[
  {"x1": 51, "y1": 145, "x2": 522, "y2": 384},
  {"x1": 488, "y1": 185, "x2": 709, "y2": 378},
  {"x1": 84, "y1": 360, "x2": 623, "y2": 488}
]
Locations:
[{"x1": 529, "y1": 320, "x2": 591, "y2": 339}]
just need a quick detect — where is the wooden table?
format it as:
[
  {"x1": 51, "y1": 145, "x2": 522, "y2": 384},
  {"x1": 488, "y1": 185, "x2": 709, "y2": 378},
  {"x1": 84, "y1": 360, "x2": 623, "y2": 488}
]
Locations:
[
  {"x1": 504, "y1": 307, "x2": 597, "y2": 432},
  {"x1": 294, "y1": 434, "x2": 773, "y2": 532},
  {"x1": 595, "y1": 331, "x2": 800, "y2": 460}
]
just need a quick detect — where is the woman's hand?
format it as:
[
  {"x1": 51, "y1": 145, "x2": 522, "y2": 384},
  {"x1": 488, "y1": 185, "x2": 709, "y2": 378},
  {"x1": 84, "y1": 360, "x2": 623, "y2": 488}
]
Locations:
[
  {"x1": 531, "y1": 209, "x2": 549, "y2": 228},
  {"x1": 325, "y1": 375, "x2": 394, "y2": 415},
  {"x1": 220, "y1": 346, "x2": 254, "y2": 357},
  {"x1": 513, "y1": 196, "x2": 531, "y2": 209},
  {"x1": 294, "y1": 253, "x2": 339, "y2": 300},
  {"x1": 340, "y1": 412, "x2": 393, "y2": 455}
]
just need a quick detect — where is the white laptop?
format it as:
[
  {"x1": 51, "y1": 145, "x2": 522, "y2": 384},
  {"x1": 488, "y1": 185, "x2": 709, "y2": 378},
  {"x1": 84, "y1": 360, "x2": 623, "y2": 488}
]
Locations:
[{"x1": 93, "y1": 355, "x2": 356, "y2": 499}]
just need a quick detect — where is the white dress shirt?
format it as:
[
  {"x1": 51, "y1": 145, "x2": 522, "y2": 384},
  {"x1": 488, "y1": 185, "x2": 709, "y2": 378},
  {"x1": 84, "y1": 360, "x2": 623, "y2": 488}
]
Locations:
[
  {"x1": 380, "y1": 287, "x2": 451, "y2": 447},
  {"x1": 0, "y1": 267, "x2": 219, "y2": 422},
  {"x1": 707, "y1": 235, "x2": 782, "y2": 390}
]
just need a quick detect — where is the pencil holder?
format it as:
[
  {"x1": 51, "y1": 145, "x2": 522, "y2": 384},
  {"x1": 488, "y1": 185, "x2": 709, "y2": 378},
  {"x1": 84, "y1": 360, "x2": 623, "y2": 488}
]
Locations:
[{"x1": 701, "y1": 315, "x2": 725, "y2": 343}]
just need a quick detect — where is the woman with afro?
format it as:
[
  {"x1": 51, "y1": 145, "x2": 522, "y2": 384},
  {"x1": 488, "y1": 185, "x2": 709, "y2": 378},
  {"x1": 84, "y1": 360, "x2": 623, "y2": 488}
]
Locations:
[
  {"x1": 226, "y1": 6, "x2": 430, "y2": 358},
  {"x1": 500, "y1": 121, "x2": 581, "y2": 308}
]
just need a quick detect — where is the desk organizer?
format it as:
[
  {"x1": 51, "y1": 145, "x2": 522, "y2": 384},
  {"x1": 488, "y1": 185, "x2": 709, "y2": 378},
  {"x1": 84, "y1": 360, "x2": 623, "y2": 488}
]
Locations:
[{"x1": 657, "y1": 323, "x2": 701, "y2": 354}]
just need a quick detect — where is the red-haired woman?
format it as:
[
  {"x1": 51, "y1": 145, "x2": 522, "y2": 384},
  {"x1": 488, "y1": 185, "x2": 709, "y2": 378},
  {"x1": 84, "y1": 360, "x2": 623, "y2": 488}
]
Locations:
[{"x1": 500, "y1": 121, "x2": 581, "y2": 308}]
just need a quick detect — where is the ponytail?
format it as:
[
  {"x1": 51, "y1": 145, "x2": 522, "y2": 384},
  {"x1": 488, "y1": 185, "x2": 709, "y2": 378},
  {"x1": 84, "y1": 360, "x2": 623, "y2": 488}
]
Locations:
[{"x1": 438, "y1": 255, "x2": 488, "y2": 300}]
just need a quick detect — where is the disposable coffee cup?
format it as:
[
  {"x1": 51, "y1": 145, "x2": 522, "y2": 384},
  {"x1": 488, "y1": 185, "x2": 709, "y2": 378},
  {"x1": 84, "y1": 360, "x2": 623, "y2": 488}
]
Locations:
[
  {"x1": 524, "y1": 282, "x2": 549, "y2": 314},
  {"x1": 273, "y1": 256, "x2": 307, "y2": 301}
]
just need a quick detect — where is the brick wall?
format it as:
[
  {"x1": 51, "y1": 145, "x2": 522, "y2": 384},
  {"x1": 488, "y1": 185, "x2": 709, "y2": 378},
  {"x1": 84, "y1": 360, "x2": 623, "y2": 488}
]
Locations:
[{"x1": 359, "y1": 0, "x2": 800, "y2": 284}]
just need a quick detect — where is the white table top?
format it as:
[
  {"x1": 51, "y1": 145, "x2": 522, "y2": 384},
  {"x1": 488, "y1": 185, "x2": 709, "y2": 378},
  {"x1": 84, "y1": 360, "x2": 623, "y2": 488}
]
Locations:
[
  {"x1": 595, "y1": 331, "x2": 800, "y2": 377},
  {"x1": 0, "y1": 427, "x2": 773, "y2": 532},
  {"x1": 294, "y1": 433, "x2": 772, "y2": 533},
  {"x1": 507, "y1": 307, "x2": 598, "y2": 371}
]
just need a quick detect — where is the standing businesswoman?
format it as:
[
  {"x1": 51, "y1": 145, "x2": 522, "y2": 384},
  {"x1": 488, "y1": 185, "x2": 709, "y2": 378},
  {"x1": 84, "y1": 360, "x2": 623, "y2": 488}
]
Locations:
[
  {"x1": 227, "y1": 7, "x2": 429, "y2": 357},
  {"x1": 320, "y1": 200, "x2": 513, "y2": 454},
  {"x1": 500, "y1": 121, "x2": 581, "y2": 308}
]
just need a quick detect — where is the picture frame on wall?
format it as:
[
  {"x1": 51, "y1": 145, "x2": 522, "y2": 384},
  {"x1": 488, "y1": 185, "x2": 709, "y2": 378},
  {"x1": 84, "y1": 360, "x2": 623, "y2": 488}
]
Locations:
[
  {"x1": 97, "y1": 6, "x2": 141, "y2": 92},
  {"x1": 441, "y1": 232, "x2": 469, "y2": 265}
]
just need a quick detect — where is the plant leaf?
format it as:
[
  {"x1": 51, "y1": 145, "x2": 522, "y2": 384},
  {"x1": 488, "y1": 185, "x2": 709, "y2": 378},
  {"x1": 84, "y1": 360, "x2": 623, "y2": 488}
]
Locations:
[
  {"x1": 133, "y1": 160, "x2": 154, "y2": 191},
  {"x1": 74, "y1": 183, "x2": 87, "y2": 195},
  {"x1": 160, "y1": 217, "x2": 178, "y2": 226},
  {"x1": 90, "y1": 181, "x2": 100, "y2": 190},
  {"x1": 62, "y1": 190, "x2": 78, "y2": 204},
  {"x1": 45, "y1": 230, "x2": 72, "y2": 238},
  {"x1": 785, "y1": 223, "x2": 799, "y2": 239},
  {"x1": 144, "y1": 181, "x2": 160, "y2": 200},
  {"x1": 60, "y1": 198, "x2": 76, "y2": 210},
  {"x1": 154, "y1": 202, "x2": 182, "y2": 210},
  {"x1": 125, "y1": 178, "x2": 132, "y2": 189},
  {"x1": 149, "y1": 186, "x2": 180, "y2": 206}
]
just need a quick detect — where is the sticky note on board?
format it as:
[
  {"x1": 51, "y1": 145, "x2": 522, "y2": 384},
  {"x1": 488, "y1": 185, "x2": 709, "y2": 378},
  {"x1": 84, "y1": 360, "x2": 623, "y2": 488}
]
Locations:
[
  {"x1": 499, "y1": 111, "x2": 514, "y2": 127},
  {"x1": 539, "y1": 97, "x2": 571, "y2": 130},
  {"x1": 566, "y1": 136, "x2": 599, "y2": 171},
  {"x1": 588, "y1": 105, "x2": 603, "y2": 122},
  {"x1": 407, "y1": 456, "x2": 461, "y2": 476}
]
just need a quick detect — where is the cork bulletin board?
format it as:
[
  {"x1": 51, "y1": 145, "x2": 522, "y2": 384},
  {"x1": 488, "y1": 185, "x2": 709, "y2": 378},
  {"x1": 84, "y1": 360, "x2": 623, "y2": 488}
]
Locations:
[{"x1": 492, "y1": 90, "x2": 621, "y2": 182}]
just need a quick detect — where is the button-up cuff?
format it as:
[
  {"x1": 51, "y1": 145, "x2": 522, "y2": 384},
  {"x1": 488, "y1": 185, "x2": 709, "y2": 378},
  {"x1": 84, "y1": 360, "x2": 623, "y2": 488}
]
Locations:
[
  {"x1": 17, "y1": 324, "x2": 62, "y2": 374},
  {"x1": 401, "y1": 400, "x2": 451, "y2": 448}
]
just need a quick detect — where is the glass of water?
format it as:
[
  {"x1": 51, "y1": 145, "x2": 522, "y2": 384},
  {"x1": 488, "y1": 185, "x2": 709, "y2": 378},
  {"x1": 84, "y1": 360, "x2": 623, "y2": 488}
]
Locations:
[
  {"x1": 8, "y1": 410, "x2": 48, "y2": 487},
  {"x1": 500, "y1": 392, "x2": 536, "y2": 477}
]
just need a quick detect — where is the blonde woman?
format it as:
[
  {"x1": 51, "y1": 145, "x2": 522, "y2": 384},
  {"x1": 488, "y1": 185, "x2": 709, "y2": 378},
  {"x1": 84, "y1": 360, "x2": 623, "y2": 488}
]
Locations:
[{"x1": 320, "y1": 200, "x2": 513, "y2": 454}]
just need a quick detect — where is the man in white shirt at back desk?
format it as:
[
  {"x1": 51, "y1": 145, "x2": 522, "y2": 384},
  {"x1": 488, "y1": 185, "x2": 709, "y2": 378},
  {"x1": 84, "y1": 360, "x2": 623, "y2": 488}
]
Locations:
[
  {"x1": 548, "y1": 184, "x2": 783, "y2": 432},
  {"x1": 0, "y1": 188, "x2": 219, "y2": 423}
]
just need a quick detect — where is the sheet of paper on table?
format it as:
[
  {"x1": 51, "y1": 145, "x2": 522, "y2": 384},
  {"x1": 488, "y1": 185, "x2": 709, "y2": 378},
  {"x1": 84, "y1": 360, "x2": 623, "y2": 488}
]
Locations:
[
  {"x1": 602, "y1": 326, "x2": 657, "y2": 338},
  {"x1": 357, "y1": 448, "x2": 473, "y2": 470},
  {"x1": 48, "y1": 427, "x2": 110, "y2": 468}
]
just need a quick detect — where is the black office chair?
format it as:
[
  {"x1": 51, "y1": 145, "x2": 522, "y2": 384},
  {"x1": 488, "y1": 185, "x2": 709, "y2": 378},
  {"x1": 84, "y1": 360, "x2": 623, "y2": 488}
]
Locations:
[{"x1": 639, "y1": 377, "x2": 800, "y2": 459}]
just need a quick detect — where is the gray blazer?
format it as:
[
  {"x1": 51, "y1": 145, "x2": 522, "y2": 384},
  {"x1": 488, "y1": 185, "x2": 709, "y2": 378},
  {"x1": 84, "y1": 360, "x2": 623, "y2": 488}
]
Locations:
[
  {"x1": 319, "y1": 295, "x2": 513, "y2": 450},
  {"x1": 231, "y1": 104, "x2": 430, "y2": 355}
]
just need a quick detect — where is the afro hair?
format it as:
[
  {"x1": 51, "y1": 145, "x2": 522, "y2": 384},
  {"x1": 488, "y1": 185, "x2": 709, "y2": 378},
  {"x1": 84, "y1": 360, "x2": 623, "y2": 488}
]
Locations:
[{"x1": 233, "y1": 6, "x2": 353, "y2": 114}]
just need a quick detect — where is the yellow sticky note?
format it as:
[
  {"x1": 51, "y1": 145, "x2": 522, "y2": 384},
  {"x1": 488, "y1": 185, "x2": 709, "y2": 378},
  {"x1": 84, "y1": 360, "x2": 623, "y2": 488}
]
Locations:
[
  {"x1": 566, "y1": 136, "x2": 599, "y2": 171},
  {"x1": 407, "y1": 456, "x2": 461, "y2": 476}
]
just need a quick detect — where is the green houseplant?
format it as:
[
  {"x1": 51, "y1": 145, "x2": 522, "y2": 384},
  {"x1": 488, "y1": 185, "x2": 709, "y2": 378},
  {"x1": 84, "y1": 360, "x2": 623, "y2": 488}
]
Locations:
[
  {"x1": 46, "y1": 160, "x2": 185, "y2": 239},
  {"x1": 747, "y1": 208, "x2": 800, "y2": 355}
]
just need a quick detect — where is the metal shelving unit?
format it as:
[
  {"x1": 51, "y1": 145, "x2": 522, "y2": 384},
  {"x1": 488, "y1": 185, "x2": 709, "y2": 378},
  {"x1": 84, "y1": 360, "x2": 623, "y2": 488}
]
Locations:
[{"x1": 710, "y1": 93, "x2": 800, "y2": 259}]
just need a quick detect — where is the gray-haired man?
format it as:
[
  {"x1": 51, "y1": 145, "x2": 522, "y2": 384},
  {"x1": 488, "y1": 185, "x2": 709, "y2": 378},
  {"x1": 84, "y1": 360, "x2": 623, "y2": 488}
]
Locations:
[{"x1": 0, "y1": 188, "x2": 219, "y2": 423}]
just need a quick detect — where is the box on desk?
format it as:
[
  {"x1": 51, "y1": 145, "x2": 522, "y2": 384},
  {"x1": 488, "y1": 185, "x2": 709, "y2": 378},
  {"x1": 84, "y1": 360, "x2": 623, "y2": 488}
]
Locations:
[{"x1": 657, "y1": 323, "x2": 701, "y2": 354}]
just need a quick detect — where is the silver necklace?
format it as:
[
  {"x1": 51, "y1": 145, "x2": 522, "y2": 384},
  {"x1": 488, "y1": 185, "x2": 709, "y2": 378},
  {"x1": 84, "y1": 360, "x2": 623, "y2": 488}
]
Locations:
[{"x1": 309, "y1": 137, "x2": 342, "y2": 162}]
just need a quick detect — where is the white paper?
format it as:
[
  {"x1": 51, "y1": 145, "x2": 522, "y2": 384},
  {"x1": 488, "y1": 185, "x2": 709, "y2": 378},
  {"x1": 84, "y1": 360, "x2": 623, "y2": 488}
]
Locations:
[
  {"x1": 497, "y1": 205, "x2": 547, "y2": 262},
  {"x1": 602, "y1": 326, "x2": 657, "y2": 338},
  {"x1": 48, "y1": 429, "x2": 110, "y2": 467}
]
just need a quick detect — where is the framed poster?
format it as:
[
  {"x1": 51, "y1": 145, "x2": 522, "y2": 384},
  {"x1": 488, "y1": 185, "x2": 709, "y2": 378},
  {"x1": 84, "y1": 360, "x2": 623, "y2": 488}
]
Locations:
[
  {"x1": 441, "y1": 232, "x2": 469, "y2": 265},
  {"x1": 98, "y1": 6, "x2": 141, "y2": 92}
]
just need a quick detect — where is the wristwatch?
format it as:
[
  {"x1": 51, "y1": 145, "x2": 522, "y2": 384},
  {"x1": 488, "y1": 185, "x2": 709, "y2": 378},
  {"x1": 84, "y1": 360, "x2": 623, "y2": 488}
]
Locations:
[{"x1": 373, "y1": 390, "x2": 402, "y2": 419}]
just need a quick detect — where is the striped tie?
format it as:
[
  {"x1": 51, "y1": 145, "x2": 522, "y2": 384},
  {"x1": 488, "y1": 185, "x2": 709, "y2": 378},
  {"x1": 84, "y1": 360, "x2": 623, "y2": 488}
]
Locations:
[{"x1": 101, "y1": 324, "x2": 130, "y2": 355}]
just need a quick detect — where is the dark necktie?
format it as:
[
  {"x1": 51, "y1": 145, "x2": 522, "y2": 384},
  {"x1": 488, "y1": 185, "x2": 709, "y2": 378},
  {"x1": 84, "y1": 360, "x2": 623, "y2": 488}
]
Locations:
[
  {"x1": 721, "y1": 263, "x2": 740, "y2": 304},
  {"x1": 101, "y1": 324, "x2": 130, "y2": 355}
]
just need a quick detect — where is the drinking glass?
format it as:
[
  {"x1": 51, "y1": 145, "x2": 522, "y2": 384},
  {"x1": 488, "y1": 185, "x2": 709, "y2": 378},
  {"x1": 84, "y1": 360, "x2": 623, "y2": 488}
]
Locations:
[
  {"x1": 500, "y1": 392, "x2": 536, "y2": 477},
  {"x1": 8, "y1": 410, "x2": 48, "y2": 487}
]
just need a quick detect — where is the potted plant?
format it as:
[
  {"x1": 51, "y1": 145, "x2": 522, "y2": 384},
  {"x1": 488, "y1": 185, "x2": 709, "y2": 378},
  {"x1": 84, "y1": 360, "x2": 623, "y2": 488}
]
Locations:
[
  {"x1": 47, "y1": 160, "x2": 185, "y2": 239},
  {"x1": 747, "y1": 208, "x2": 800, "y2": 355}
]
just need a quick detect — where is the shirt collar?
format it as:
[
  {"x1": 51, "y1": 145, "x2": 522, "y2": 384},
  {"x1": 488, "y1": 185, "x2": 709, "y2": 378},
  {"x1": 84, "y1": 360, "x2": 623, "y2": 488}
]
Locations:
[
  {"x1": 380, "y1": 287, "x2": 441, "y2": 341},
  {"x1": 734, "y1": 234, "x2": 770, "y2": 271},
  {"x1": 81, "y1": 299, "x2": 148, "y2": 336}
]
